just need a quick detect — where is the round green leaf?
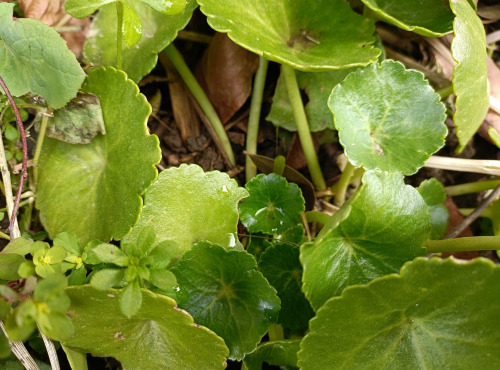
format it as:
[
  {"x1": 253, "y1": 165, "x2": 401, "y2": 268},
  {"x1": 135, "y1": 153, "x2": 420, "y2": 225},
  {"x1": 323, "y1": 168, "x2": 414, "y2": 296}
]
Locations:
[
  {"x1": 451, "y1": 0, "x2": 489, "y2": 152},
  {"x1": 63, "y1": 286, "x2": 229, "y2": 369},
  {"x1": 329, "y1": 60, "x2": 447, "y2": 175},
  {"x1": 298, "y1": 257, "x2": 500, "y2": 369},
  {"x1": 259, "y1": 243, "x2": 313, "y2": 330},
  {"x1": 301, "y1": 170, "x2": 430, "y2": 311},
  {"x1": 84, "y1": 0, "x2": 197, "y2": 82},
  {"x1": 417, "y1": 178, "x2": 449, "y2": 240},
  {"x1": 172, "y1": 242, "x2": 280, "y2": 360},
  {"x1": 0, "y1": 3, "x2": 85, "y2": 109},
  {"x1": 239, "y1": 174, "x2": 305, "y2": 235},
  {"x1": 197, "y1": 0, "x2": 379, "y2": 71},
  {"x1": 361, "y1": 0, "x2": 454, "y2": 37},
  {"x1": 36, "y1": 67, "x2": 161, "y2": 245},
  {"x1": 124, "y1": 164, "x2": 248, "y2": 260}
]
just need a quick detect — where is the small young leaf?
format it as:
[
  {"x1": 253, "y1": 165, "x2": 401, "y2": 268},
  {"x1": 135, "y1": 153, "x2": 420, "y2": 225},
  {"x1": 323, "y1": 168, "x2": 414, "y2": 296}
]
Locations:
[
  {"x1": 92, "y1": 244, "x2": 128, "y2": 265},
  {"x1": 125, "y1": 164, "x2": 248, "y2": 260},
  {"x1": 298, "y1": 257, "x2": 500, "y2": 369},
  {"x1": 34, "y1": 274, "x2": 69, "y2": 307},
  {"x1": 136, "y1": 226, "x2": 156, "y2": 255},
  {"x1": 418, "y1": 178, "x2": 449, "y2": 240},
  {"x1": 197, "y1": 0, "x2": 380, "y2": 70},
  {"x1": 63, "y1": 286, "x2": 229, "y2": 368},
  {"x1": 122, "y1": 1, "x2": 143, "y2": 46},
  {"x1": 329, "y1": 60, "x2": 447, "y2": 175},
  {"x1": 301, "y1": 171, "x2": 430, "y2": 310},
  {"x1": 0, "y1": 3, "x2": 85, "y2": 108},
  {"x1": 451, "y1": 0, "x2": 490, "y2": 152},
  {"x1": 67, "y1": 267, "x2": 88, "y2": 286},
  {"x1": 172, "y1": 242, "x2": 280, "y2": 360},
  {"x1": 361, "y1": 0, "x2": 454, "y2": 37},
  {"x1": 150, "y1": 269, "x2": 177, "y2": 292},
  {"x1": 148, "y1": 240, "x2": 179, "y2": 268},
  {"x1": 37, "y1": 310, "x2": 75, "y2": 342},
  {"x1": 91, "y1": 269, "x2": 125, "y2": 290},
  {"x1": 53, "y1": 232, "x2": 82, "y2": 256},
  {"x1": 243, "y1": 339, "x2": 300, "y2": 370},
  {"x1": 120, "y1": 280, "x2": 142, "y2": 318},
  {"x1": 239, "y1": 173, "x2": 305, "y2": 235},
  {"x1": 246, "y1": 235, "x2": 273, "y2": 261},
  {"x1": 259, "y1": 243, "x2": 314, "y2": 330}
]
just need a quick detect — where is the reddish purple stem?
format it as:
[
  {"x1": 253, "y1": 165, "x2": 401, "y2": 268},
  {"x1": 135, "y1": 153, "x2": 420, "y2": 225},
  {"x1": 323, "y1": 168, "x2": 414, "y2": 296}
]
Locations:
[{"x1": 0, "y1": 76, "x2": 29, "y2": 240}]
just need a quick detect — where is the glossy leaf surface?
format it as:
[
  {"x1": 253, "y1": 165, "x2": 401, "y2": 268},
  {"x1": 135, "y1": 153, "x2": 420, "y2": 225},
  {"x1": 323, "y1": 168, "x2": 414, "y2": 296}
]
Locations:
[
  {"x1": 329, "y1": 60, "x2": 446, "y2": 175},
  {"x1": 197, "y1": 0, "x2": 379, "y2": 71},
  {"x1": 259, "y1": 243, "x2": 313, "y2": 330},
  {"x1": 451, "y1": 0, "x2": 489, "y2": 152},
  {"x1": 239, "y1": 174, "x2": 305, "y2": 235},
  {"x1": 37, "y1": 68, "x2": 161, "y2": 245},
  {"x1": 244, "y1": 339, "x2": 300, "y2": 370},
  {"x1": 0, "y1": 3, "x2": 85, "y2": 108},
  {"x1": 172, "y1": 242, "x2": 280, "y2": 360},
  {"x1": 84, "y1": 0, "x2": 197, "y2": 82},
  {"x1": 125, "y1": 164, "x2": 248, "y2": 260},
  {"x1": 63, "y1": 286, "x2": 228, "y2": 369},
  {"x1": 361, "y1": 0, "x2": 454, "y2": 37},
  {"x1": 298, "y1": 257, "x2": 500, "y2": 369},
  {"x1": 301, "y1": 171, "x2": 430, "y2": 310}
]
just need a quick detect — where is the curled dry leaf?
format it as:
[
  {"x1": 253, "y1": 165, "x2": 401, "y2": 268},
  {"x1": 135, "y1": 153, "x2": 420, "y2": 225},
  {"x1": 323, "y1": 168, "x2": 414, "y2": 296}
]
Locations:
[
  {"x1": 18, "y1": 0, "x2": 64, "y2": 26},
  {"x1": 195, "y1": 32, "x2": 259, "y2": 124}
]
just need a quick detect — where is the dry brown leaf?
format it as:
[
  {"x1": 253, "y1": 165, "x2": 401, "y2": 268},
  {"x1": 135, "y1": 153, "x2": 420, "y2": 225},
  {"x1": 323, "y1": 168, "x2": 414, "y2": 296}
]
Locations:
[
  {"x1": 18, "y1": 0, "x2": 64, "y2": 26},
  {"x1": 195, "y1": 33, "x2": 259, "y2": 124}
]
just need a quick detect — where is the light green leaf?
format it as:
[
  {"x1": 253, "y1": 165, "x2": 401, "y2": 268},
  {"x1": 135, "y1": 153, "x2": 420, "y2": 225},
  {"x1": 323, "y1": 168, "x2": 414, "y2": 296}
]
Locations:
[
  {"x1": 65, "y1": 0, "x2": 116, "y2": 18},
  {"x1": 259, "y1": 243, "x2": 313, "y2": 330},
  {"x1": 301, "y1": 171, "x2": 430, "y2": 311},
  {"x1": 139, "y1": 0, "x2": 186, "y2": 14},
  {"x1": 91, "y1": 269, "x2": 125, "y2": 290},
  {"x1": 197, "y1": 0, "x2": 379, "y2": 71},
  {"x1": 239, "y1": 174, "x2": 305, "y2": 235},
  {"x1": 36, "y1": 67, "x2": 161, "y2": 245},
  {"x1": 124, "y1": 164, "x2": 248, "y2": 260},
  {"x1": 92, "y1": 244, "x2": 127, "y2": 265},
  {"x1": 63, "y1": 286, "x2": 229, "y2": 369},
  {"x1": 37, "y1": 310, "x2": 75, "y2": 341},
  {"x1": 0, "y1": 254, "x2": 24, "y2": 281},
  {"x1": 61, "y1": 345, "x2": 88, "y2": 370},
  {"x1": 172, "y1": 242, "x2": 280, "y2": 360},
  {"x1": 120, "y1": 280, "x2": 142, "y2": 318},
  {"x1": 244, "y1": 339, "x2": 300, "y2": 370},
  {"x1": 84, "y1": 0, "x2": 197, "y2": 82},
  {"x1": 34, "y1": 93, "x2": 105, "y2": 145},
  {"x1": 148, "y1": 241, "x2": 179, "y2": 268},
  {"x1": 298, "y1": 257, "x2": 500, "y2": 369},
  {"x1": 149, "y1": 269, "x2": 177, "y2": 292},
  {"x1": 136, "y1": 226, "x2": 156, "y2": 255},
  {"x1": 451, "y1": 0, "x2": 489, "y2": 152},
  {"x1": 0, "y1": 3, "x2": 85, "y2": 108},
  {"x1": 361, "y1": 0, "x2": 454, "y2": 37},
  {"x1": 122, "y1": 1, "x2": 143, "y2": 46},
  {"x1": 53, "y1": 232, "x2": 82, "y2": 256},
  {"x1": 0, "y1": 238, "x2": 33, "y2": 256},
  {"x1": 329, "y1": 60, "x2": 447, "y2": 175},
  {"x1": 268, "y1": 68, "x2": 356, "y2": 132}
]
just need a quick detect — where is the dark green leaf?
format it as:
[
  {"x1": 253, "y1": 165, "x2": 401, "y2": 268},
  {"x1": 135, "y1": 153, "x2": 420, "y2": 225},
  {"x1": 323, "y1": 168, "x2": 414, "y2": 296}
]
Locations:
[
  {"x1": 0, "y1": 3, "x2": 85, "y2": 108},
  {"x1": 329, "y1": 60, "x2": 447, "y2": 175},
  {"x1": 172, "y1": 242, "x2": 280, "y2": 360},
  {"x1": 62, "y1": 286, "x2": 228, "y2": 369},
  {"x1": 239, "y1": 173, "x2": 305, "y2": 235},
  {"x1": 301, "y1": 171, "x2": 430, "y2": 310},
  {"x1": 259, "y1": 243, "x2": 313, "y2": 330},
  {"x1": 244, "y1": 339, "x2": 300, "y2": 370},
  {"x1": 197, "y1": 0, "x2": 380, "y2": 71},
  {"x1": 298, "y1": 257, "x2": 500, "y2": 369},
  {"x1": 246, "y1": 235, "x2": 272, "y2": 261},
  {"x1": 67, "y1": 268, "x2": 88, "y2": 286},
  {"x1": 361, "y1": 0, "x2": 454, "y2": 37}
]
